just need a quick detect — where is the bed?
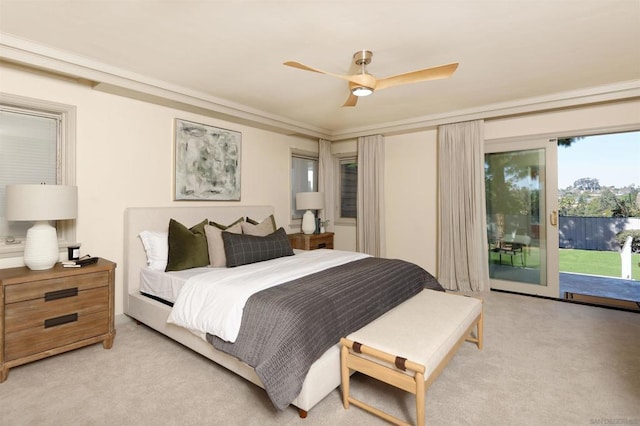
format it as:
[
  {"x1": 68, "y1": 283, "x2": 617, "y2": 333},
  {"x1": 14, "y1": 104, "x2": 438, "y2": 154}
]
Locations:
[{"x1": 123, "y1": 205, "x2": 442, "y2": 417}]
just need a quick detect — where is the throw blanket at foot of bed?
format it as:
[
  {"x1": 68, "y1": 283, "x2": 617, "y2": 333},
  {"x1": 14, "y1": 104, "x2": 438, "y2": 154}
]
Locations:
[{"x1": 207, "y1": 257, "x2": 443, "y2": 410}]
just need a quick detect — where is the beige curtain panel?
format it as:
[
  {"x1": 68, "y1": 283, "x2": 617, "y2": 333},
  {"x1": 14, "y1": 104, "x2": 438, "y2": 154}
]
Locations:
[
  {"x1": 318, "y1": 139, "x2": 335, "y2": 231},
  {"x1": 357, "y1": 134, "x2": 386, "y2": 257},
  {"x1": 437, "y1": 120, "x2": 490, "y2": 291}
]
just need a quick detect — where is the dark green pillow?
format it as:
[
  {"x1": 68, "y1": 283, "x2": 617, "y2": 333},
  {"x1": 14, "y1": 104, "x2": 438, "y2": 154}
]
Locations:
[{"x1": 165, "y1": 218, "x2": 209, "y2": 271}]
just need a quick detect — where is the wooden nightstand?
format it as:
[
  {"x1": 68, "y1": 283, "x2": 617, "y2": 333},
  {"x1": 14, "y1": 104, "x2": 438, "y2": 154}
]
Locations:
[
  {"x1": 288, "y1": 232, "x2": 334, "y2": 250},
  {"x1": 0, "y1": 258, "x2": 116, "y2": 382}
]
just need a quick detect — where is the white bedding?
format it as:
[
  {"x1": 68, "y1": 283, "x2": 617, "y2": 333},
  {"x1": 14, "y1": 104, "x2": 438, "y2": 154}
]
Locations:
[
  {"x1": 167, "y1": 249, "x2": 369, "y2": 343},
  {"x1": 140, "y1": 266, "x2": 210, "y2": 303}
]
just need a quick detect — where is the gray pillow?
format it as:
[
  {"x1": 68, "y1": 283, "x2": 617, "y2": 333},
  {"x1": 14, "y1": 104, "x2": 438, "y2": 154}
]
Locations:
[
  {"x1": 242, "y1": 214, "x2": 277, "y2": 236},
  {"x1": 222, "y1": 227, "x2": 294, "y2": 267}
]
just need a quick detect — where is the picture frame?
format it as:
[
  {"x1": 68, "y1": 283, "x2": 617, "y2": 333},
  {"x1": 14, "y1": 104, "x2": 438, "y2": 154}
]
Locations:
[{"x1": 174, "y1": 118, "x2": 241, "y2": 201}]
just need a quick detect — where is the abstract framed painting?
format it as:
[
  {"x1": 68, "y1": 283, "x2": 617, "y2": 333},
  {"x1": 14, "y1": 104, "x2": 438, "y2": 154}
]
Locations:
[{"x1": 174, "y1": 118, "x2": 241, "y2": 201}]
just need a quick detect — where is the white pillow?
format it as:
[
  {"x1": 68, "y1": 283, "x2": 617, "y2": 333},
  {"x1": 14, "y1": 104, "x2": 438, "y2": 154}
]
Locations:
[{"x1": 139, "y1": 231, "x2": 169, "y2": 271}]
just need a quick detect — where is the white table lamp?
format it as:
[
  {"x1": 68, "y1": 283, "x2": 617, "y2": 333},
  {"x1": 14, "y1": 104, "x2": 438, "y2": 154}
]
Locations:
[
  {"x1": 296, "y1": 192, "x2": 324, "y2": 235},
  {"x1": 5, "y1": 184, "x2": 78, "y2": 270}
]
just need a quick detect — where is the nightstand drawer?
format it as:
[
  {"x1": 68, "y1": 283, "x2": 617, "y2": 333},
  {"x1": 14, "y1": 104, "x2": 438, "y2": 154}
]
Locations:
[
  {"x1": 5, "y1": 309, "x2": 110, "y2": 361},
  {"x1": 308, "y1": 234, "x2": 333, "y2": 250},
  {"x1": 288, "y1": 232, "x2": 334, "y2": 250},
  {"x1": 5, "y1": 287, "x2": 109, "y2": 333},
  {"x1": 5, "y1": 271, "x2": 109, "y2": 304}
]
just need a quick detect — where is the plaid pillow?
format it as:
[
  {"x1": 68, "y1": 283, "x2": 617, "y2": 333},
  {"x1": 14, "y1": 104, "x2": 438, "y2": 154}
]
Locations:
[{"x1": 222, "y1": 227, "x2": 294, "y2": 267}]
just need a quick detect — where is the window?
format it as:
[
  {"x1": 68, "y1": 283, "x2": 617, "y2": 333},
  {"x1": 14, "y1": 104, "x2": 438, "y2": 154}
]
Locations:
[
  {"x1": 0, "y1": 93, "x2": 76, "y2": 257},
  {"x1": 339, "y1": 157, "x2": 357, "y2": 220},
  {"x1": 291, "y1": 151, "x2": 318, "y2": 220}
]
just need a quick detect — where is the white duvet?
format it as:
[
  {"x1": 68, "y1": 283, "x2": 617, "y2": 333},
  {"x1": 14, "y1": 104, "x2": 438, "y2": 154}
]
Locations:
[{"x1": 166, "y1": 249, "x2": 369, "y2": 343}]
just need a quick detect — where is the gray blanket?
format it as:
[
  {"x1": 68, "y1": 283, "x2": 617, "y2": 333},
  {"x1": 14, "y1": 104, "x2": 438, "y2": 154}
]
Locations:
[{"x1": 207, "y1": 256, "x2": 443, "y2": 410}]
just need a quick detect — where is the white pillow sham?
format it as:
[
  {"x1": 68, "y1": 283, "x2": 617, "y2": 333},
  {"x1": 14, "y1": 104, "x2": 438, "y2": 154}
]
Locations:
[{"x1": 139, "y1": 230, "x2": 169, "y2": 271}]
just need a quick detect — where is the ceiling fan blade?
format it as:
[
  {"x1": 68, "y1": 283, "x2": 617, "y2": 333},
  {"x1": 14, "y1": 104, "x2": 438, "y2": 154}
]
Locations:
[
  {"x1": 375, "y1": 63, "x2": 459, "y2": 91},
  {"x1": 283, "y1": 61, "x2": 376, "y2": 87},
  {"x1": 283, "y1": 61, "x2": 353, "y2": 83},
  {"x1": 343, "y1": 92, "x2": 358, "y2": 107}
]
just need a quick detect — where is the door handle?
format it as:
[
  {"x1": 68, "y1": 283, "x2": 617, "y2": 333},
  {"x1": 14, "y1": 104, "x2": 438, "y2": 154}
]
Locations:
[{"x1": 550, "y1": 210, "x2": 558, "y2": 227}]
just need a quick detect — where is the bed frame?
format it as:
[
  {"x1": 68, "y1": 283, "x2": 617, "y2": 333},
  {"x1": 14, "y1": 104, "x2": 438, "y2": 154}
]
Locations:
[{"x1": 123, "y1": 206, "x2": 342, "y2": 417}]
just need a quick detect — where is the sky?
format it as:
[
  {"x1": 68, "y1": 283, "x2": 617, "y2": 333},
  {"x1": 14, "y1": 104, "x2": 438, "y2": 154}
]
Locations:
[{"x1": 557, "y1": 131, "x2": 640, "y2": 189}]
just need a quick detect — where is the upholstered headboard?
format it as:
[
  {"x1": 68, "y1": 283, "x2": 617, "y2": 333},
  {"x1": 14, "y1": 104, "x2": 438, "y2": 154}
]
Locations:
[{"x1": 123, "y1": 205, "x2": 274, "y2": 312}]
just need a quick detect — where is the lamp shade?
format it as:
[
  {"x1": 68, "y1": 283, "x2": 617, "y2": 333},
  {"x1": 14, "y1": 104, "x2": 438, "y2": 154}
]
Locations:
[
  {"x1": 295, "y1": 192, "x2": 324, "y2": 211},
  {"x1": 5, "y1": 184, "x2": 77, "y2": 270},
  {"x1": 6, "y1": 184, "x2": 77, "y2": 221}
]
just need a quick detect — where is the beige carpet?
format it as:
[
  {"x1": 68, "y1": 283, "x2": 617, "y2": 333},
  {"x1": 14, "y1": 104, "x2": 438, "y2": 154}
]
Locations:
[{"x1": 2, "y1": 291, "x2": 639, "y2": 426}]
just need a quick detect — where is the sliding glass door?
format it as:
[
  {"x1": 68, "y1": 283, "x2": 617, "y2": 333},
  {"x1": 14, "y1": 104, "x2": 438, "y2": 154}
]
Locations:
[{"x1": 485, "y1": 138, "x2": 559, "y2": 297}]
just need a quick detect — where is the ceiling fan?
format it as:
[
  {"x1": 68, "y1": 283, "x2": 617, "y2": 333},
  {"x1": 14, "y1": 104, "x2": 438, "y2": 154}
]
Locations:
[{"x1": 283, "y1": 50, "x2": 458, "y2": 107}]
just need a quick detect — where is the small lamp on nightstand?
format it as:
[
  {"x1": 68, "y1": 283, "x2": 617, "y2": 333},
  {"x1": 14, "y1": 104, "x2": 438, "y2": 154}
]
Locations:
[
  {"x1": 5, "y1": 184, "x2": 78, "y2": 270},
  {"x1": 296, "y1": 191, "x2": 324, "y2": 235}
]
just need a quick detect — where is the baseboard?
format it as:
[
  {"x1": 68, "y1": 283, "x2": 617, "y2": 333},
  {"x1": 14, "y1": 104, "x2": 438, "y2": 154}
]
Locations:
[
  {"x1": 564, "y1": 292, "x2": 640, "y2": 312},
  {"x1": 490, "y1": 288, "x2": 640, "y2": 313}
]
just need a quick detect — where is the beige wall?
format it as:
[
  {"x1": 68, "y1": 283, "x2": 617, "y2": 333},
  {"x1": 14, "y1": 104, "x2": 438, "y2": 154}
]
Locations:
[
  {"x1": 0, "y1": 64, "x2": 317, "y2": 315},
  {"x1": 1, "y1": 63, "x2": 639, "y2": 315},
  {"x1": 385, "y1": 130, "x2": 438, "y2": 273}
]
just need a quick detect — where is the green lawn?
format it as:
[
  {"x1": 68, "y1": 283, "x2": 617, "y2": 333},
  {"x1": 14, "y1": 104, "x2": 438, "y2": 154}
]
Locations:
[
  {"x1": 559, "y1": 248, "x2": 640, "y2": 281},
  {"x1": 489, "y1": 246, "x2": 640, "y2": 281}
]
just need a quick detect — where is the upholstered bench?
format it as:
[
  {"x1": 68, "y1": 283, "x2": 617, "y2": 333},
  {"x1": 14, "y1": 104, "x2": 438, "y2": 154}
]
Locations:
[{"x1": 340, "y1": 289, "x2": 483, "y2": 426}]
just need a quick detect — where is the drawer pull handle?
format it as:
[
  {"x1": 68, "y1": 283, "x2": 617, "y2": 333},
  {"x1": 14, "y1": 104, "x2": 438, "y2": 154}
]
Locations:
[
  {"x1": 317, "y1": 243, "x2": 326, "y2": 248},
  {"x1": 45, "y1": 287, "x2": 78, "y2": 301},
  {"x1": 44, "y1": 313, "x2": 78, "y2": 329}
]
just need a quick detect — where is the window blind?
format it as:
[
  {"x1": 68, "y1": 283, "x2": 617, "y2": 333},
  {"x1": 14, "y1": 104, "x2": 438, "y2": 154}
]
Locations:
[
  {"x1": 0, "y1": 108, "x2": 59, "y2": 239},
  {"x1": 291, "y1": 154, "x2": 318, "y2": 219}
]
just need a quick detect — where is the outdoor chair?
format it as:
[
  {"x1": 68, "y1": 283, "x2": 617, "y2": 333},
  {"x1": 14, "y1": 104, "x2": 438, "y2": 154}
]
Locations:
[{"x1": 493, "y1": 234, "x2": 531, "y2": 267}]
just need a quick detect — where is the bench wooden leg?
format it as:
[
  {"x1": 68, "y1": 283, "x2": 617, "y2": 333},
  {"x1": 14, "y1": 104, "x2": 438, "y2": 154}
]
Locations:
[
  {"x1": 416, "y1": 371, "x2": 425, "y2": 426},
  {"x1": 464, "y1": 302, "x2": 483, "y2": 350},
  {"x1": 340, "y1": 344, "x2": 350, "y2": 409},
  {"x1": 477, "y1": 310, "x2": 484, "y2": 350}
]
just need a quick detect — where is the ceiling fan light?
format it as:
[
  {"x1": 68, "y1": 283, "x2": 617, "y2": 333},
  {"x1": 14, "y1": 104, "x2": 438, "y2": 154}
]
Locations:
[{"x1": 352, "y1": 86, "x2": 373, "y2": 97}]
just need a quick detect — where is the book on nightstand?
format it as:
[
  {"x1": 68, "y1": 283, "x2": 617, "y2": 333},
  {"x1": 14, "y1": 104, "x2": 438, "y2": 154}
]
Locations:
[{"x1": 62, "y1": 255, "x2": 99, "y2": 268}]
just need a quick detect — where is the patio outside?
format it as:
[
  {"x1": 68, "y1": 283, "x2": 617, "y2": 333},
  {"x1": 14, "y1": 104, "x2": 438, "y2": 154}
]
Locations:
[
  {"x1": 489, "y1": 246, "x2": 640, "y2": 311},
  {"x1": 555, "y1": 132, "x2": 639, "y2": 310}
]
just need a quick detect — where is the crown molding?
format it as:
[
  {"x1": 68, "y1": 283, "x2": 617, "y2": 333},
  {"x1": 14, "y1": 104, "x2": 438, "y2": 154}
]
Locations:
[
  {"x1": 330, "y1": 80, "x2": 640, "y2": 140},
  {"x1": 0, "y1": 34, "x2": 332, "y2": 139},
  {"x1": 2, "y1": 34, "x2": 639, "y2": 141}
]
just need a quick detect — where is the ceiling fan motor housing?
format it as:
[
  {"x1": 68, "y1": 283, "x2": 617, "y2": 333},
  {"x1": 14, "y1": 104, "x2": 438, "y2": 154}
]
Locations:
[{"x1": 353, "y1": 50, "x2": 373, "y2": 66}]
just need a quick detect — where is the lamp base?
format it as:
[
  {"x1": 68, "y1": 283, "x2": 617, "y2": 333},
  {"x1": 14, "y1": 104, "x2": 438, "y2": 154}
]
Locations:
[
  {"x1": 301, "y1": 210, "x2": 316, "y2": 235},
  {"x1": 23, "y1": 221, "x2": 60, "y2": 270}
]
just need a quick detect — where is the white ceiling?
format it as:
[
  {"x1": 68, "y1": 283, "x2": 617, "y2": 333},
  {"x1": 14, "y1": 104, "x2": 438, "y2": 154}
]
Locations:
[{"x1": 1, "y1": 1, "x2": 639, "y2": 139}]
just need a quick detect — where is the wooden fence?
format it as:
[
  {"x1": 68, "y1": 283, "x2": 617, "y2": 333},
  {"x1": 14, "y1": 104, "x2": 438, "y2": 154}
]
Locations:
[{"x1": 559, "y1": 216, "x2": 640, "y2": 251}]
